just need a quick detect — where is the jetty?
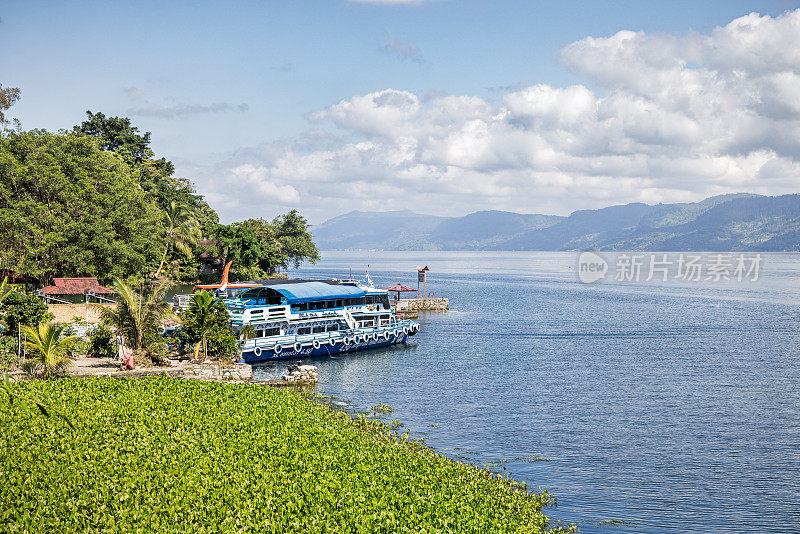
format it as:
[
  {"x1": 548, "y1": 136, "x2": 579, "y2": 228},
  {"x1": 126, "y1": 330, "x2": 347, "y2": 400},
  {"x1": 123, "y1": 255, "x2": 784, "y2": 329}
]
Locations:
[
  {"x1": 392, "y1": 297, "x2": 449, "y2": 313},
  {"x1": 386, "y1": 265, "x2": 449, "y2": 314}
]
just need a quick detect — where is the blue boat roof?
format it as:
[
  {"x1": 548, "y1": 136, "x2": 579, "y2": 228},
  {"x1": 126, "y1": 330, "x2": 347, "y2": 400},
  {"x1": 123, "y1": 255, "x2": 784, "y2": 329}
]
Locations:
[{"x1": 266, "y1": 281, "x2": 367, "y2": 304}]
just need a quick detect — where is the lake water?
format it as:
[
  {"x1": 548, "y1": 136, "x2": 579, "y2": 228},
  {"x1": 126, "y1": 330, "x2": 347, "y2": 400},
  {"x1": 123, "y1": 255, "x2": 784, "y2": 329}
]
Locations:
[{"x1": 252, "y1": 251, "x2": 800, "y2": 533}]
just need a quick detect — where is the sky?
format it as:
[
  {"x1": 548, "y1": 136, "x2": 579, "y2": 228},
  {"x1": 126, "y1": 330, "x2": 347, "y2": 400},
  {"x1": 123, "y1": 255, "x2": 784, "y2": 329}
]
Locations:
[{"x1": 2, "y1": 0, "x2": 800, "y2": 224}]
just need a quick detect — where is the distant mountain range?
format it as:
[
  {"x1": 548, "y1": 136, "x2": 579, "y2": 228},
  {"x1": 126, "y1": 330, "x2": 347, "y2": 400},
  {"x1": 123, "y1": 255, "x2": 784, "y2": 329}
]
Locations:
[{"x1": 312, "y1": 194, "x2": 800, "y2": 251}]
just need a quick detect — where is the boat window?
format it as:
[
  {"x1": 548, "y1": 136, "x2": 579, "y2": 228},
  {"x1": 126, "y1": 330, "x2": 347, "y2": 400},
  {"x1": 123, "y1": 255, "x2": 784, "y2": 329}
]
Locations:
[
  {"x1": 264, "y1": 327, "x2": 280, "y2": 337},
  {"x1": 297, "y1": 327, "x2": 311, "y2": 335},
  {"x1": 380, "y1": 295, "x2": 390, "y2": 309},
  {"x1": 326, "y1": 324, "x2": 339, "y2": 332},
  {"x1": 312, "y1": 326, "x2": 325, "y2": 333},
  {"x1": 237, "y1": 287, "x2": 284, "y2": 305},
  {"x1": 335, "y1": 299, "x2": 342, "y2": 308}
]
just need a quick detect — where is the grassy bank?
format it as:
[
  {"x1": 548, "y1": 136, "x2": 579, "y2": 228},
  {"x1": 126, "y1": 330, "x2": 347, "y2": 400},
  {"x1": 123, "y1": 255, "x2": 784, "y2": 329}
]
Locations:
[{"x1": 0, "y1": 378, "x2": 571, "y2": 533}]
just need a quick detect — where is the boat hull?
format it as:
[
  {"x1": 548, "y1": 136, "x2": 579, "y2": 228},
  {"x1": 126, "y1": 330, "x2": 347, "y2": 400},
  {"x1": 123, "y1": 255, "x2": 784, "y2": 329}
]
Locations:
[{"x1": 240, "y1": 333, "x2": 410, "y2": 363}]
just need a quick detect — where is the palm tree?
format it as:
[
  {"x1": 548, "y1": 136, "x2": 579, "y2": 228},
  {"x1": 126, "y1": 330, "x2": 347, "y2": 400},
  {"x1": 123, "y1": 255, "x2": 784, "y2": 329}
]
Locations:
[
  {"x1": 154, "y1": 201, "x2": 201, "y2": 279},
  {"x1": 186, "y1": 290, "x2": 215, "y2": 361},
  {"x1": 20, "y1": 323, "x2": 77, "y2": 378},
  {"x1": 97, "y1": 278, "x2": 174, "y2": 354}
]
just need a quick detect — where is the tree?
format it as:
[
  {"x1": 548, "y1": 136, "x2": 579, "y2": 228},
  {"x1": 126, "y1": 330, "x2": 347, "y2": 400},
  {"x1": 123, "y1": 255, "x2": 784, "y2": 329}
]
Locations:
[
  {"x1": 180, "y1": 292, "x2": 237, "y2": 361},
  {"x1": 73, "y1": 111, "x2": 153, "y2": 163},
  {"x1": 186, "y1": 291, "x2": 214, "y2": 360},
  {"x1": 2, "y1": 292, "x2": 53, "y2": 333},
  {"x1": 20, "y1": 323, "x2": 76, "y2": 378},
  {"x1": 72, "y1": 112, "x2": 220, "y2": 281},
  {"x1": 155, "y1": 201, "x2": 201, "y2": 279},
  {"x1": 0, "y1": 130, "x2": 165, "y2": 284},
  {"x1": 211, "y1": 212, "x2": 320, "y2": 279},
  {"x1": 73, "y1": 111, "x2": 216, "y2": 216},
  {"x1": 212, "y1": 221, "x2": 275, "y2": 280},
  {"x1": 97, "y1": 279, "x2": 173, "y2": 362},
  {"x1": 273, "y1": 210, "x2": 320, "y2": 269},
  {"x1": 0, "y1": 84, "x2": 20, "y2": 124}
]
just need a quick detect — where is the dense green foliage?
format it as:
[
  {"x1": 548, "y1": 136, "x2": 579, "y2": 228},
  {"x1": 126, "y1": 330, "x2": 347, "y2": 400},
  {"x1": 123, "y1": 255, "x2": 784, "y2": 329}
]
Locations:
[
  {"x1": 1, "y1": 291, "x2": 52, "y2": 332},
  {"x1": 0, "y1": 130, "x2": 165, "y2": 282},
  {"x1": 88, "y1": 325, "x2": 116, "y2": 359},
  {"x1": 0, "y1": 378, "x2": 569, "y2": 533},
  {"x1": 211, "y1": 211, "x2": 320, "y2": 279},
  {"x1": 1, "y1": 108, "x2": 321, "y2": 285},
  {"x1": 73, "y1": 111, "x2": 219, "y2": 232},
  {"x1": 179, "y1": 291, "x2": 237, "y2": 360},
  {"x1": 0, "y1": 337, "x2": 20, "y2": 370}
]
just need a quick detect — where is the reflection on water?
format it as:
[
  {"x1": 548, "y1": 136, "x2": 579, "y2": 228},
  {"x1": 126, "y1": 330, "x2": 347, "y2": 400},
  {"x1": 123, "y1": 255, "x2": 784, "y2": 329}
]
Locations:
[{"x1": 250, "y1": 251, "x2": 799, "y2": 533}]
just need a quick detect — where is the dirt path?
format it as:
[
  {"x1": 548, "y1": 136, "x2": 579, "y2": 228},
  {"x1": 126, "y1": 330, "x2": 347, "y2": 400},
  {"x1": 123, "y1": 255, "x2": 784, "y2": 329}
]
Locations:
[{"x1": 69, "y1": 356, "x2": 186, "y2": 378}]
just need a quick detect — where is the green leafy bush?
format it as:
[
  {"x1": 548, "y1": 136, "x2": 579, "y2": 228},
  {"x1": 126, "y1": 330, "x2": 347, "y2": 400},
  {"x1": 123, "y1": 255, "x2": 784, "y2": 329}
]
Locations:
[
  {"x1": 65, "y1": 339, "x2": 90, "y2": 358},
  {"x1": 88, "y1": 325, "x2": 116, "y2": 359},
  {"x1": 0, "y1": 336, "x2": 20, "y2": 370},
  {"x1": 1, "y1": 292, "x2": 53, "y2": 332},
  {"x1": 0, "y1": 378, "x2": 572, "y2": 533}
]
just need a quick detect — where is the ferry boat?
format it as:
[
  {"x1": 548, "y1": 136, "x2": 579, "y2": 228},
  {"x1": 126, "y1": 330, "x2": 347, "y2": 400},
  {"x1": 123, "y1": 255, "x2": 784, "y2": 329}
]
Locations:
[{"x1": 223, "y1": 276, "x2": 420, "y2": 363}]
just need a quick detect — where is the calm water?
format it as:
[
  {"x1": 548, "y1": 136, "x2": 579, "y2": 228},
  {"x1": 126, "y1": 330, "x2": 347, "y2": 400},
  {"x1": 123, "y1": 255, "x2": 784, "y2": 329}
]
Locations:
[{"x1": 252, "y1": 251, "x2": 800, "y2": 533}]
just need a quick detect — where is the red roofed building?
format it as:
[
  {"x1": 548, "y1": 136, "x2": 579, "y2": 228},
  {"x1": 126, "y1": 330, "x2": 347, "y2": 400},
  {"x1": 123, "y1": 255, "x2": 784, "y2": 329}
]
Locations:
[{"x1": 39, "y1": 277, "x2": 116, "y2": 303}]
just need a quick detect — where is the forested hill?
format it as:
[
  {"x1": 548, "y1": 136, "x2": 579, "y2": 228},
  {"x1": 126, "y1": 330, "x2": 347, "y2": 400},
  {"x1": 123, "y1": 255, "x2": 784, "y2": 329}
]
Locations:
[{"x1": 312, "y1": 194, "x2": 800, "y2": 251}]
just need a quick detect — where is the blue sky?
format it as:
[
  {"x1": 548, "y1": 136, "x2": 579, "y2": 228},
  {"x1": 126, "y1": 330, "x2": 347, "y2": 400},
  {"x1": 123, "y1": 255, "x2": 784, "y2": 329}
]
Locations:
[{"x1": 2, "y1": 1, "x2": 800, "y2": 223}]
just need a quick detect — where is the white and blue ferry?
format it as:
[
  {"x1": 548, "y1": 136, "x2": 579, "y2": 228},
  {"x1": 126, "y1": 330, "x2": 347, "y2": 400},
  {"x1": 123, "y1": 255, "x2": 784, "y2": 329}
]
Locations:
[{"x1": 224, "y1": 277, "x2": 420, "y2": 363}]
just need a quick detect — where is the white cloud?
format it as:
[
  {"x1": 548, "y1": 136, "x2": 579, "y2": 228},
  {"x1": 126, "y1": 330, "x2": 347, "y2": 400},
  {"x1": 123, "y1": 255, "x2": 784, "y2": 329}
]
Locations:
[
  {"x1": 307, "y1": 89, "x2": 421, "y2": 138},
  {"x1": 225, "y1": 164, "x2": 301, "y2": 204},
  {"x1": 186, "y1": 9, "x2": 800, "y2": 223}
]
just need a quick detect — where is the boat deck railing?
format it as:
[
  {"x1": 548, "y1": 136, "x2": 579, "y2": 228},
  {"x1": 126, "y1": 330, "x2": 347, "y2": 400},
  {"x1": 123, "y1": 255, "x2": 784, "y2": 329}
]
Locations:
[{"x1": 241, "y1": 319, "x2": 417, "y2": 351}]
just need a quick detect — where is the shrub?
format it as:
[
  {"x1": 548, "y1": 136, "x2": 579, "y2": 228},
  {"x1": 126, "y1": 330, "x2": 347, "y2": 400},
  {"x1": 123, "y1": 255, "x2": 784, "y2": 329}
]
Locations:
[
  {"x1": 0, "y1": 336, "x2": 20, "y2": 370},
  {"x1": 88, "y1": 325, "x2": 116, "y2": 359},
  {"x1": 65, "y1": 339, "x2": 90, "y2": 358},
  {"x1": 2, "y1": 292, "x2": 53, "y2": 332}
]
